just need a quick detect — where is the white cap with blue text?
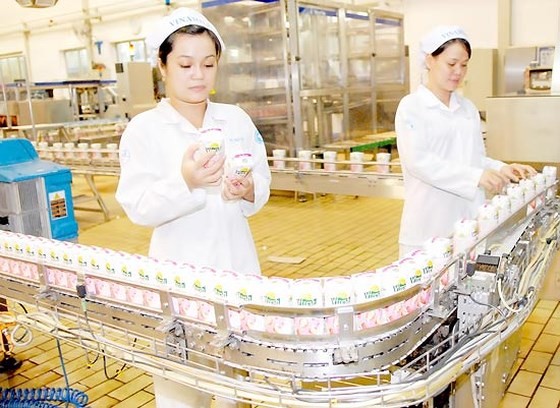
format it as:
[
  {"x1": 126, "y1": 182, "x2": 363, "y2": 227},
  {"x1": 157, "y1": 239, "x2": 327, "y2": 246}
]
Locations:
[
  {"x1": 146, "y1": 7, "x2": 225, "y2": 51},
  {"x1": 420, "y1": 25, "x2": 469, "y2": 56}
]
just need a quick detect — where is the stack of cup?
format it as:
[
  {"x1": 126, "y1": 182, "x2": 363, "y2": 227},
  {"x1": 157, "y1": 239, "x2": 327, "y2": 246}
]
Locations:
[
  {"x1": 272, "y1": 149, "x2": 286, "y2": 169},
  {"x1": 77, "y1": 142, "x2": 89, "y2": 160},
  {"x1": 376, "y1": 152, "x2": 391, "y2": 173},
  {"x1": 37, "y1": 141, "x2": 51, "y2": 160},
  {"x1": 452, "y1": 219, "x2": 479, "y2": 257},
  {"x1": 106, "y1": 143, "x2": 119, "y2": 160},
  {"x1": 323, "y1": 151, "x2": 337, "y2": 172},
  {"x1": 63, "y1": 142, "x2": 75, "y2": 159},
  {"x1": 298, "y1": 150, "x2": 312, "y2": 171},
  {"x1": 349, "y1": 151, "x2": 364, "y2": 172},
  {"x1": 52, "y1": 142, "x2": 64, "y2": 160},
  {"x1": 90, "y1": 143, "x2": 103, "y2": 159}
]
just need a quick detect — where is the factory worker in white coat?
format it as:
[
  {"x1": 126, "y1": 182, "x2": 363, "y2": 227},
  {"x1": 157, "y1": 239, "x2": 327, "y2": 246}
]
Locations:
[
  {"x1": 115, "y1": 7, "x2": 270, "y2": 408},
  {"x1": 395, "y1": 26, "x2": 536, "y2": 257}
]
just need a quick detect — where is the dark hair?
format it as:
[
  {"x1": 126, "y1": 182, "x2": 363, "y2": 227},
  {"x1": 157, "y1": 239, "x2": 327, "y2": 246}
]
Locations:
[
  {"x1": 158, "y1": 25, "x2": 222, "y2": 65},
  {"x1": 431, "y1": 38, "x2": 472, "y2": 59}
]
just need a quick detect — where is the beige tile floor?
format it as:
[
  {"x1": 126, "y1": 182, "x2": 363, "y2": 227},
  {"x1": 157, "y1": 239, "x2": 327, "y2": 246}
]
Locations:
[{"x1": 1, "y1": 175, "x2": 560, "y2": 407}]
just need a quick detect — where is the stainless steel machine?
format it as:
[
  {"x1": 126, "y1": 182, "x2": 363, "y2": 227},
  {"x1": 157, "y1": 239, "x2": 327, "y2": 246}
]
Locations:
[
  {"x1": 114, "y1": 61, "x2": 156, "y2": 120},
  {"x1": 203, "y1": 0, "x2": 408, "y2": 155},
  {"x1": 0, "y1": 172, "x2": 557, "y2": 407}
]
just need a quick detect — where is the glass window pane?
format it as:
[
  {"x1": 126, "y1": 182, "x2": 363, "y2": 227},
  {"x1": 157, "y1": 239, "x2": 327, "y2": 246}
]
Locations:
[
  {"x1": 115, "y1": 40, "x2": 147, "y2": 62},
  {"x1": 64, "y1": 48, "x2": 90, "y2": 78}
]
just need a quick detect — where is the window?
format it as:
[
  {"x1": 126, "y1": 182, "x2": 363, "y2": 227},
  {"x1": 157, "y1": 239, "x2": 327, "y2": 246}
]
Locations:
[
  {"x1": 64, "y1": 48, "x2": 90, "y2": 78},
  {"x1": 115, "y1": 40, "x2": 147, "y2": 63},
  {"x1": 0, "y1": 55, "x2": 26, "y2": 83}
]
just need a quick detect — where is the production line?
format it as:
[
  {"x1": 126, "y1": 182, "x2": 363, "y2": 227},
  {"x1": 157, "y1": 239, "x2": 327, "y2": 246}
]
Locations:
[
  {"x1": 32, "y1": 141, "x2": 405, "y2": 215},
  {"x1": 0, "y1": 158, "x2": 558, "y2": 407}
]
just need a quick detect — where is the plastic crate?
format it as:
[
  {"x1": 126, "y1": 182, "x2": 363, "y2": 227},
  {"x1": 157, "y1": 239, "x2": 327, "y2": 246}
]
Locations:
[
  {"x1": 0, "y1": 209, "x2": 51, "y2": 237},
  {"x1": 0, "y1": 179, "x2": 47, "y2": 214}
]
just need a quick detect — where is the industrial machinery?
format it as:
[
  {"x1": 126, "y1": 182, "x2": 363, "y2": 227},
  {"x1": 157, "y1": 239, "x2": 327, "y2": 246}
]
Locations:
[
  {"x1": 204, "y1": 0, "x2": 407, "y2": 154},
  {"x1": 0, "y1": 138, "x2": 78, "y2": 241},
  {"x1": 0, "y1": 167, "x2": 557, "y2": 406},
  {"x1": 114, "y1": 61, "x2": 156, "y2": 119}
]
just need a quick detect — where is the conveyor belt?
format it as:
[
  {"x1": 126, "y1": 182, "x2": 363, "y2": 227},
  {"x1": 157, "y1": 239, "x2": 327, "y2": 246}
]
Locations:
[{"x1": 0, "y1": 182, "x2": 557, "y2": 406}]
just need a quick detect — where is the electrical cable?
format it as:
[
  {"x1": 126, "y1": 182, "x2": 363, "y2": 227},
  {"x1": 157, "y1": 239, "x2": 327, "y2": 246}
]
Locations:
[{"x1": 0, "y1": 386, "x2": 88, "y2": 408}]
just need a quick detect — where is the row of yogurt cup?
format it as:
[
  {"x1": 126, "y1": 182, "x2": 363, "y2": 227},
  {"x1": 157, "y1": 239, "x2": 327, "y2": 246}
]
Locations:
[
  {"x1": 32, "y1": 141, "x2": 119, "y2": 161},
  {"x1": 0, "y1": 230, "x2": 448, "y2": 309},
  {"x1": 271, "y1": 149, "x2": 393, "y2": 173},
  {"x1": 453, "y1": 167, "x2": 557, "y2": 254},
  {"x1": 0, "y1": 168, "x2": 555, "y2": 330}
]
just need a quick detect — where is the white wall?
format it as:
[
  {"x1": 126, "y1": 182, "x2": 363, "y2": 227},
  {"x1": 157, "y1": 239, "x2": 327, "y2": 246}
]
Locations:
[{"x1": 511, "y1": 0, "x2": 560, "y2": 46}]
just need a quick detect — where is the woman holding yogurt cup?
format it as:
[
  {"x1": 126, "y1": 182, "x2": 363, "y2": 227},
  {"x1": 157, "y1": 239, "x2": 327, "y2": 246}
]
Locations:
[
  {"x1": 395, "y1": 25, "x2": 536, "y2": 257},
  {"x1": 115, "y1": 8, "x2": 270, "y2": 407}
]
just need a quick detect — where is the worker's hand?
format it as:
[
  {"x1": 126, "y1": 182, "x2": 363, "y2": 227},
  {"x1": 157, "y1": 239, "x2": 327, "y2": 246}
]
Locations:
[
  {"x1": 478, "y1": 169, "x2": 510, "y2": 195},
  {"x1": 181, "y1": 143, "x2": 226, "y2": 190},
  {"x1": 222, "y1": 173, "x2": 255, "y2": 202},
  {"x1": 500, "y1": 163, "x2": 537, "y2": 182}
]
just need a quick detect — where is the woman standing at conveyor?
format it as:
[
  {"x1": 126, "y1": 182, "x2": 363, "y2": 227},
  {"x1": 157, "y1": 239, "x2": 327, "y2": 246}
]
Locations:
[
  {"x1": 395, "y1": 25, "x2": 536, "y2": 257},
  {"x1": 116, "y1": 7, "x2": 271, "y2": 408}
]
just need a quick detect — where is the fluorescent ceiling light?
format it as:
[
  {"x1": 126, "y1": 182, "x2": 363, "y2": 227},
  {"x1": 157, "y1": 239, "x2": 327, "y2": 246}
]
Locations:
[{"x1": 15, "y1": 0, "x2": 58, "y2": 7}]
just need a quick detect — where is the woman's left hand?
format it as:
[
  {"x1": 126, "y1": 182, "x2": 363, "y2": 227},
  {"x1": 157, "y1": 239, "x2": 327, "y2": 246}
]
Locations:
[
  {"x1": 500, "y1": 163, "x2": 537, "y2": 183},
  {"x1": 222, "y1": 174, "x2": 255, "y2": 202}
]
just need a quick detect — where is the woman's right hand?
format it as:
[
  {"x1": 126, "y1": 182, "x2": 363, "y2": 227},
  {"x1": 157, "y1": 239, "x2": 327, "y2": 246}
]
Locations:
[
  {"x1": 181, "y1": 143, "x2": 226, "y2": 189},
  {"x1": 478, "y1": 169, "x2": 510, "y2": 194}
]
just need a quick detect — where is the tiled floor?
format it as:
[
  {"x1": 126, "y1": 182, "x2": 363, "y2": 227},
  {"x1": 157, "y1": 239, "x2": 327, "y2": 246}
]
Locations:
[{"x1": 1, "y1": 175, "x2": 560, "y2": 407}]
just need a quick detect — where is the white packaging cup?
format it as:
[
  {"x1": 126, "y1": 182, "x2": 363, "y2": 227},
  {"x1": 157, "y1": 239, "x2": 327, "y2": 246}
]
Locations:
[
  {"x1": 352, "y1": 271, "x2": 384, "y2": 302},
  {"x1": 298, "y1": 150, "x2": 313, "y2": 171},
  {"x1": 491, "y1": 194, "x2": 512, "y2": 223},
  {"x1": 477, "y1": 202, "x2": 499, "y2": 235},
  {"x1": 323, "y1": 276, "x2": 353, "y2": 306},
  {"x1": 506, "y1": 185, "x2": 525, "y2": 211},
  {"x1": 63, "y1": 142, "x2": 75, "y2": 158},
  {"x1": 212, "y1": 269, "x2": 239, "y2": 303},
  {"x1": 376, "y1": 152, "x2": 391, "y2": 173},
  {"x1": 198, "y1": 128, "x2": 225, "y2": 165},
  {"x1": 422, "y1": 239, "x2": 452, "y2": 272},
  {"x1": 106, "y1": 143, "x2": 119, "y2": 160},
  {"x1": 77, "y1": 142, "x2": 89, "y2": 159},
  {"x1": 542, "y1": 166, "x2": 557, "y2": 186},
  {"x1": 292, "y1": 278, "x2": 323, "y2": 307},
  {"x1": 519, "y1": 179, "x2": 536, "y2": 202},
  {"x1": 349, "y1": 151, "x2": 364, "y2": 172},
  {"x1": 236, "y1": 274, "x2": 265, "y2": 304},
  {"x1": 453, "y1": 219, "x2": 479, "y2": 256},
  {"x1": 37, "y1": 142, "x2": 51, "y2": 160},
  {"x1": 377, "y1": 263, "x2": 408, "y2": 295},
  {"x1": 227, "y1": 153, "x2": 253, "y2": 178},
  {"x1": 90, "y1": 143, "x2": 102, "y2": 159},
  {"x1": 263, "y1": 277, "x2": 292, "y2": 306},
  {"x1": 272, "y1": 149, "x2": 286, "y2": 170},
  {"x1": 532, "y1": 173, "x2": 546, "y2": 193},
  {"x1": 397, "y1": 256, "x2": 423, "y2": 286},
  {"x1": 52, "y1": 142, "x2": 64, "y2": 159},
  {"x1": 323, "y1": 151, "x2": 338, "y2": 172}
]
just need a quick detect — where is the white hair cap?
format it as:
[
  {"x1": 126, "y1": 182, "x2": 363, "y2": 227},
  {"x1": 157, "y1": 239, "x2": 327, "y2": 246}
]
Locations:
[
  {"x1": 420, "y1": 25, "x2": 469, "y2": 56},
  {"x1": 146, "y1": 7, "x2": 225, "y2": 51},
  {"x1": 419, "y1": 25, "x2": 469, "y2": 67}
]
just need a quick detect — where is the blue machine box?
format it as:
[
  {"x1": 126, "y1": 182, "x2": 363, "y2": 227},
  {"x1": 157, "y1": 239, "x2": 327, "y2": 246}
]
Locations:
[{"x1": 0, "y1": 138, "x2": 78, "y2": 241}]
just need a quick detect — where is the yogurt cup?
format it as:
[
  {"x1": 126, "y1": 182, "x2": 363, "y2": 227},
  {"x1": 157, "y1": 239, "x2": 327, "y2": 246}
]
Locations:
[{"x1": 272, "y1": 149, "x2": 286, "y2": 170}]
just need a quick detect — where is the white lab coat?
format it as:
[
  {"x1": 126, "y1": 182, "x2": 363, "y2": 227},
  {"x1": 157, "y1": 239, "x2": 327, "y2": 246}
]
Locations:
[
  {"x1": 395, "y1": 85, "x2": 504, "y2": 249},
  {"x1": 116, "y1": 99, "x2": 271, "y2": 275}
]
